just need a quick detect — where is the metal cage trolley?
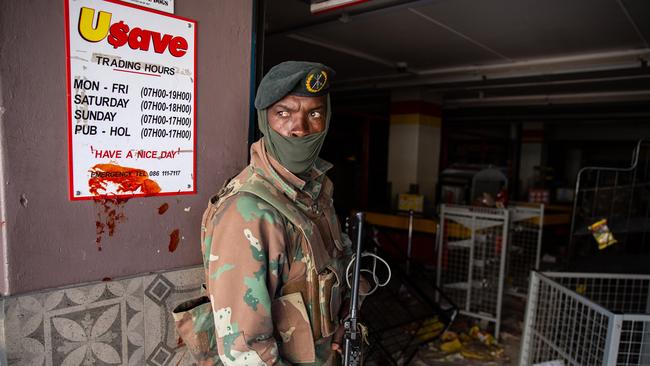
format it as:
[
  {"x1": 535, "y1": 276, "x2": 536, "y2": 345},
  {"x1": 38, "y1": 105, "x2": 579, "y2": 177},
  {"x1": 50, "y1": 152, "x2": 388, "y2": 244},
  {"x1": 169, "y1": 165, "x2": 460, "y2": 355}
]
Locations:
[
  {"x1": 520, "y1": 271, "x2": 650, "y2": 366},
  {"x1": 436, "y1": 204, "x2": 510, "y2": 338},
  {"x1": 569, "y1": 137, "x2": 650, "y2": 270},
  {"x1": 507, "y1": 204, "x2": 544, "y2": 294}
]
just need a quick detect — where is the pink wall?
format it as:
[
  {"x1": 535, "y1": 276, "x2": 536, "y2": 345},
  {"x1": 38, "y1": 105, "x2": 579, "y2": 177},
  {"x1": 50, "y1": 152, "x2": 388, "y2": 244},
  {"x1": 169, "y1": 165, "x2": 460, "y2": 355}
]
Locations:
[{"x1": 0, "y1": 0, "x2": 253, "y2": 295}]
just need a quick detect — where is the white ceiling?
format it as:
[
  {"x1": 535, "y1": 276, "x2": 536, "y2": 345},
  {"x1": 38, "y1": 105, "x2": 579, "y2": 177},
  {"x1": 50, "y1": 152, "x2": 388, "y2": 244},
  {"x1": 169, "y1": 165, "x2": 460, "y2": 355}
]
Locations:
[{"x1": 264, "y1": 0, "x2": 650, "y2": 106}]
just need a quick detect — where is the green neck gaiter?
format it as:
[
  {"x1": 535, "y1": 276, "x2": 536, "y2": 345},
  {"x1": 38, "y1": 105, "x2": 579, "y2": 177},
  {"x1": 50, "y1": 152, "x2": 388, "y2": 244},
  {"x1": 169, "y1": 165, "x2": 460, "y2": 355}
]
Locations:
[{"x1": 257, "y1": 96, "x2": 330, "y2": 174}]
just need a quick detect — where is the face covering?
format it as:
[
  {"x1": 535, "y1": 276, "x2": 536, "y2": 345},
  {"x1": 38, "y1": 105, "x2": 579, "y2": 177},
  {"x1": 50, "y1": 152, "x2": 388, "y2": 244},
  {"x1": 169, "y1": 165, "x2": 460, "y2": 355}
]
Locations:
[{"x1": 257, "y1": 95, "x2": 330, "y2": 175}]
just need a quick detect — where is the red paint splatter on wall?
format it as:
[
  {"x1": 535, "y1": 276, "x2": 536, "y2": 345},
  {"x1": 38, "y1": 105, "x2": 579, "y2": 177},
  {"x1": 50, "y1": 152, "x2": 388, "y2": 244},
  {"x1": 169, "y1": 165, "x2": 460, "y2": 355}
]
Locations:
[
  {"x1": 158, "y1": 203, "x2": 169, "y2": 215},
  {"x1": 88, "y1": 164, "x2": 159, "y2": 251},
  {"x1": 88, "y1": 163, "x2": 161, "y2": 196},
  {"x1": 94, "y1": 197, "x2": 128, "y2": 251},
  {"x1": 96, "y1": 220, "x2": 105, "y2": 248},
  {"x1": 169, "y1": 229, "x2": 180, "y2": 252}
]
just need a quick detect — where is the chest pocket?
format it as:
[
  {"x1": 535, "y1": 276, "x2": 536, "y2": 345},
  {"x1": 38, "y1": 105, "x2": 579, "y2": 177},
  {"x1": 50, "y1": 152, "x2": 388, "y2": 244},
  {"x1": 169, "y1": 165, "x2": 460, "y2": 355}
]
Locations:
[
  {"x1": 318, "y1": 265, "x2": 342, "y2": 337},
  {"x1": 318, "y1": 182, "x2": 350, "y2": 335},
  {"x1": 312, "y1": 190, "x2": 348, "y2": 338}
]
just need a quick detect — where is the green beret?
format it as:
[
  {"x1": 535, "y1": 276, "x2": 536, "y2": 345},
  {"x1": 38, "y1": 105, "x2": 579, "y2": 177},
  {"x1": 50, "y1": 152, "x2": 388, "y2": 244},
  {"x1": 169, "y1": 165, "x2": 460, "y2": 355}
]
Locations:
[{"x1": 255, "y1": 61, "x2": 335, "y2": 110}]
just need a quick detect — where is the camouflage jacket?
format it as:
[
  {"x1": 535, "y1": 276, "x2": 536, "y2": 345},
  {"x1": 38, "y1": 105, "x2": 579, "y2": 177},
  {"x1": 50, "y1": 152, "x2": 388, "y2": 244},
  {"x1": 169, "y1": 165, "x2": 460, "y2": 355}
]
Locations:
[{"x1": 201, "y1": 140, "x2": 352, "y2": 365}]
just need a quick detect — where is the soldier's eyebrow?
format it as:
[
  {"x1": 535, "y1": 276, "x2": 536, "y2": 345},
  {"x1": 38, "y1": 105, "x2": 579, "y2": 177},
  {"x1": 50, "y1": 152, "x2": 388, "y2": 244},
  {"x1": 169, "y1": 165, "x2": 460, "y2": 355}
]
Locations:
[{"x1": 273, "y1": 102, "x2": 298, "y2": 111}]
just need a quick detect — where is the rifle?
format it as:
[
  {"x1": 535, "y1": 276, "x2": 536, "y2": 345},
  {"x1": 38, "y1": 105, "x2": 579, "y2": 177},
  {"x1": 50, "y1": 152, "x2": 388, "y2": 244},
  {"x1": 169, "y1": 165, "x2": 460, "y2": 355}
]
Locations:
[{"x1": 344, "y1": 212, "x2": 365, "y2": 366}]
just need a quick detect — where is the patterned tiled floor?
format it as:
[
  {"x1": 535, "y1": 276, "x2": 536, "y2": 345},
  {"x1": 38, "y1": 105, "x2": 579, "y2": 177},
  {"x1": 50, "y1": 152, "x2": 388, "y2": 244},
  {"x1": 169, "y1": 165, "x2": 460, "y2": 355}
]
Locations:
[{"x1": 2, "y1": 266, "x2": 204, "y2": 366}]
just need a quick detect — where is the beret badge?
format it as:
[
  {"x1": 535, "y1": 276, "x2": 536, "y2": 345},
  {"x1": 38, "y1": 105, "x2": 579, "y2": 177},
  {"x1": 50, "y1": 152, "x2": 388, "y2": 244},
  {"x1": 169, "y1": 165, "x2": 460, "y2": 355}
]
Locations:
[{"x1": 305, "y1": 70, "x2": 328, "y2": 93}]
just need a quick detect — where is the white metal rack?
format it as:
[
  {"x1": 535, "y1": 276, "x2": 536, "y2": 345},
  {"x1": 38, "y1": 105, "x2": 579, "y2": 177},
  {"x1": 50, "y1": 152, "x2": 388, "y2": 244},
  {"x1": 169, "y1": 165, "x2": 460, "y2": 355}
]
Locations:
[
  {"x1": 437, "y1": 203, "x2": 544, "y2": 338},
  {"x1": 520, "y1": 272, "x2": 650, "y2": 366},
  {"x1": 437, "y1": 204, "x2": 510, "y2": 338}
]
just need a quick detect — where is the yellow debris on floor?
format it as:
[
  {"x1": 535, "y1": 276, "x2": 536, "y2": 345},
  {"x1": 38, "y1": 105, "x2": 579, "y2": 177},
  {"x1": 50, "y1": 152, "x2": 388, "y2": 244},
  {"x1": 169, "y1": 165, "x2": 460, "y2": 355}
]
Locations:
[
  {"x1": 440, "y1": 338, "x2": 462, "y2": 353},
  {"x1": 420, "y1": 324, "x2": 508, "y2": 364},
  {"x1": 415, "y1": 317, "x2": 446, "y2": 341}
]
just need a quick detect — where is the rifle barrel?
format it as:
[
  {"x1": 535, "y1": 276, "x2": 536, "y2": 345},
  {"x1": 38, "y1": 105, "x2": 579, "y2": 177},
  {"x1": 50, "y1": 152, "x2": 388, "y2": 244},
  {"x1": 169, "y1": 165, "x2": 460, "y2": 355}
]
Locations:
[{"x1": 350, "y1": 212, "x2": 364, "y2": 320}]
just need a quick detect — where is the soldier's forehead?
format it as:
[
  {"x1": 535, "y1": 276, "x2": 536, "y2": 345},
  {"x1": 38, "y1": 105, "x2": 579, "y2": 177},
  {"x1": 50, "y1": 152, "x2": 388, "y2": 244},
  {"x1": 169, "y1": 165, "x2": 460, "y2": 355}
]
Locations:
[{"x1": 270, "y1": 94, "x2": 327, "y2": 109}]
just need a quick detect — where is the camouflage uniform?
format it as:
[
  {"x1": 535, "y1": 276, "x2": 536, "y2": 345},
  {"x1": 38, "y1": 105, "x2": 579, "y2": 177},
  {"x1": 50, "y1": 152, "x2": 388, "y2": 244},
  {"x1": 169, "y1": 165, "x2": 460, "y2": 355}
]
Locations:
[{"x1": 200, "y1": 139, "x2": 352, "y2": 365}]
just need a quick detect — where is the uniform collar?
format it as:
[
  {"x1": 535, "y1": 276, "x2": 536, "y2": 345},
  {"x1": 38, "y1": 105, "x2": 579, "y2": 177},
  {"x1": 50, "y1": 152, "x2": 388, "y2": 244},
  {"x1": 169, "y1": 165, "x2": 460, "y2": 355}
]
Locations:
[{"x1": 249, "y1": 140, "x2": 333, "y2": 201}]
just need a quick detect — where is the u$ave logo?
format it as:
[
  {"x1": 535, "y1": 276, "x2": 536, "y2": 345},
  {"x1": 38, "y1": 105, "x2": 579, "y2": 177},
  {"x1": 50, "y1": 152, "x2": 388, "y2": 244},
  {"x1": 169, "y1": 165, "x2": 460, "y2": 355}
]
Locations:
[{"x1": 78, "y1": 7, "x2": 189, "y2": 58}]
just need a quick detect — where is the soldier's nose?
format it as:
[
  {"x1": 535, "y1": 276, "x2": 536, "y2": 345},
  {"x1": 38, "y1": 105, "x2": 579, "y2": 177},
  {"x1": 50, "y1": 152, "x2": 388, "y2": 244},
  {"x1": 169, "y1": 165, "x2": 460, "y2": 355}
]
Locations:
[{"x1": 290, "y1": 115, "x2": 309, "y2": 137}]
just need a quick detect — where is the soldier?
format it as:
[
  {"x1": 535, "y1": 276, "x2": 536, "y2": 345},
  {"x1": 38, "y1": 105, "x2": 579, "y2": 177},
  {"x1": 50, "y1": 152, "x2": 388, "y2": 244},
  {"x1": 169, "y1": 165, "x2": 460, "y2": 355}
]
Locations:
[{"x1": 201, "y1": 61, "x2": 354, "y2": 365}]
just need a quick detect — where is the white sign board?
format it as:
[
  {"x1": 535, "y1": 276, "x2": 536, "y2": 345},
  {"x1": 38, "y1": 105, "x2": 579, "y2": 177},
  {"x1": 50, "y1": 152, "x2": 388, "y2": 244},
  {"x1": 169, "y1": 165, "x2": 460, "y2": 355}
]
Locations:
[
  {"x1": 121, "y1": 0, "x2": 174, "y2": 14},
  {"x1": 65, "y1": 0, "x2": 196, "y2": 200}
]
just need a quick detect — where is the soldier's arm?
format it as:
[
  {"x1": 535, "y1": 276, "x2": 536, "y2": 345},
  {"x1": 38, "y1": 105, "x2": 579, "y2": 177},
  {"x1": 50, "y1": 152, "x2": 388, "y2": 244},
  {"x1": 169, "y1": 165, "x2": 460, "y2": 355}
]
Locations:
[{"x1": 207, "y1": 195, "x2": 291, "y2": 365}]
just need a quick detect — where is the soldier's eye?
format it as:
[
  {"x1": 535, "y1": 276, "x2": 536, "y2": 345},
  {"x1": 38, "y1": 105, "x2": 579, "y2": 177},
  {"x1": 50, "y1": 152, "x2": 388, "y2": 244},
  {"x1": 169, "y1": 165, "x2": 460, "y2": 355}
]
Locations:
[
  {"x1": 310, "y1": 111, "x2": 322, "y2": 118},
  {"x1": 277, "y1": 111, "x2": 290, "y2": 118}
]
